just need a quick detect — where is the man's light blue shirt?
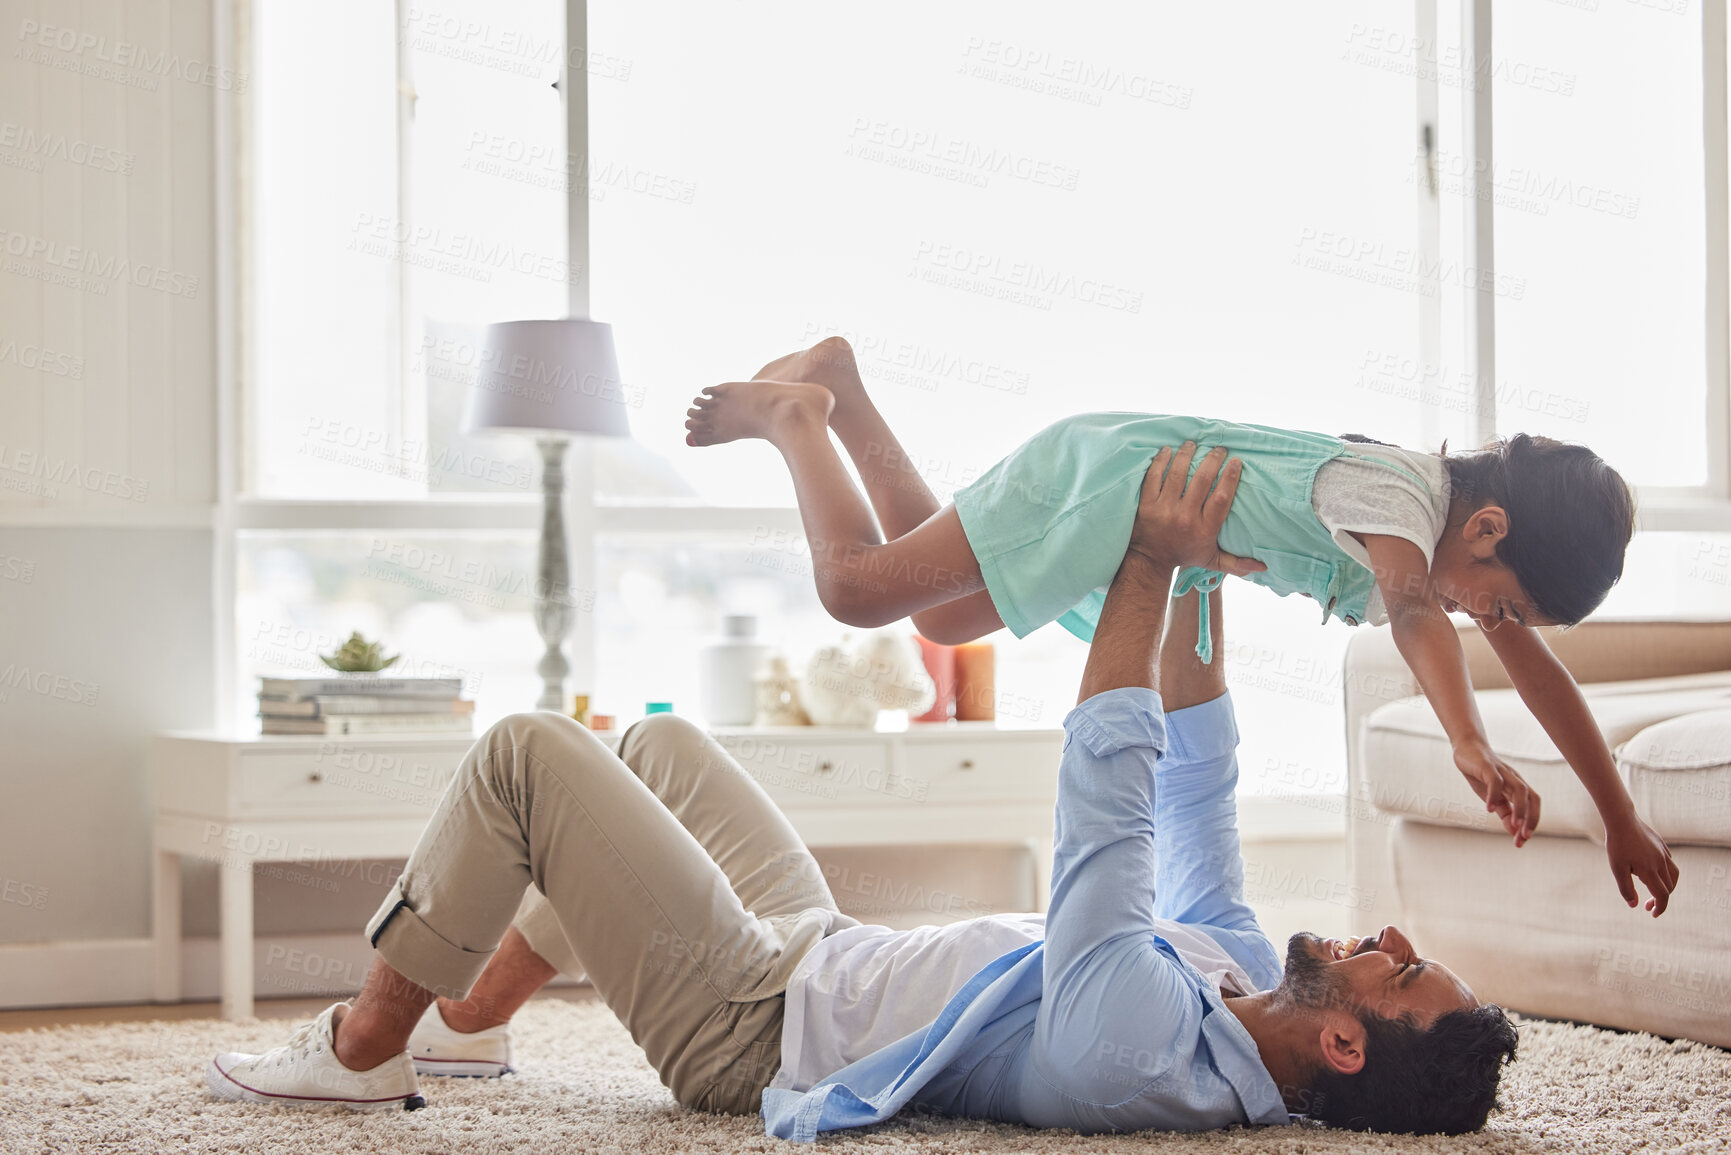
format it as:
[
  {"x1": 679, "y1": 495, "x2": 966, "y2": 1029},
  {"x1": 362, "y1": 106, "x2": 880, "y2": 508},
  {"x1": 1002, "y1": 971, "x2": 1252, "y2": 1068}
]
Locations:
[{"x1": 761, "y1": 687, "x2": 1295, "y2": 1141}]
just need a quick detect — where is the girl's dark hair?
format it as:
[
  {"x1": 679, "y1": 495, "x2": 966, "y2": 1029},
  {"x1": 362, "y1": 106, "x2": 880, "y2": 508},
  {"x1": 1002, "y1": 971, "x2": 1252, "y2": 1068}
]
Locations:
[{"x1": 1442, "y1": 434, "x2": 1635, "y2": 626}]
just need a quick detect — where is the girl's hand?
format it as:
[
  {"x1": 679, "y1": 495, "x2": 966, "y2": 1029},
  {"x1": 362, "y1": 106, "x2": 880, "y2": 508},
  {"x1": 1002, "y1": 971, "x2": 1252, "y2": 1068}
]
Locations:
[
  {"x1": 1452, "y1": 741, "x2": 1541, "y2": 846},
  {"x1": 1605, "y1": 812, "x2": 1680, "y2": 917}
]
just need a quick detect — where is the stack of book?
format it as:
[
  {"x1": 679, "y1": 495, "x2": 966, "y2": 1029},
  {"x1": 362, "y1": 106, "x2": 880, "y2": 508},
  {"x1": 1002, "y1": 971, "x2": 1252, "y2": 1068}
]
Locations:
[{"x1": 258, "y1": 676, "x2": 475, "y2": 736}]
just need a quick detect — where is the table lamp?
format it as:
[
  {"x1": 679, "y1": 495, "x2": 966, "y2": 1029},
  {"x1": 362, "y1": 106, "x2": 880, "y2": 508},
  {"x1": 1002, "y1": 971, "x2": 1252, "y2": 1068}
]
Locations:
[{"x1": 463, "y1": 318, "x2": 631, "y2": 710}]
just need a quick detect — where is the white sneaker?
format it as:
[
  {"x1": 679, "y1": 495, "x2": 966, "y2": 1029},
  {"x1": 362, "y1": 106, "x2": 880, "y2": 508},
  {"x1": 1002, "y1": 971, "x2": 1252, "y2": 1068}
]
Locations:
[
  {"x1": 206, "y1": 1002, "x2": 425, "y2": 1111},
  {"x1": 406, "y1": 1002, "x2": 514, "y2": 1077}
]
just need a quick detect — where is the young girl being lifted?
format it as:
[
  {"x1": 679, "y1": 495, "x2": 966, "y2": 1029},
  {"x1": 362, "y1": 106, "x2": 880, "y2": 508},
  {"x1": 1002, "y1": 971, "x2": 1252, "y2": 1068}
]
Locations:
[{"x1": 686, "y1": 336, "x2": 1679, "y2": 917}]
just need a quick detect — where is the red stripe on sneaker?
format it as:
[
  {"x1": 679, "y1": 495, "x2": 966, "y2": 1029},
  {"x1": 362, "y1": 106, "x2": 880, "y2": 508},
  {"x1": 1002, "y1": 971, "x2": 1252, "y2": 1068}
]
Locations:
[{"x1": 212, "y1": 1060, "x2": 411, "y2": 1105}]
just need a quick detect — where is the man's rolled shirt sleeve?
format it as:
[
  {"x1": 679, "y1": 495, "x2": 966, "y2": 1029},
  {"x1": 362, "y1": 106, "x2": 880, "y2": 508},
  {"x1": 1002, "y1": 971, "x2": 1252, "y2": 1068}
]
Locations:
[
  {"x1": 1035, "y1": 687, "x2": 1197, "y2": 1103},
  {"x1": 1155, "y1": 692, "x2": 1282, "y2": 985}
]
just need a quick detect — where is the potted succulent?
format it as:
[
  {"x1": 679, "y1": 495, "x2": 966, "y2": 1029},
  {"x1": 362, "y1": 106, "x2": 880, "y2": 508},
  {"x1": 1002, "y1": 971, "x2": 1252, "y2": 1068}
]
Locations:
[{"x1": 320, "y1": 631, "x2": 400, "y2": 673}]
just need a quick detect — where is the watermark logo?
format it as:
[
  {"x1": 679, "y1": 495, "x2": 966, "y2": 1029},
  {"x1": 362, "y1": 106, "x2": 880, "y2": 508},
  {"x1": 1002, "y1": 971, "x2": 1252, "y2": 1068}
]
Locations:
[
  {"x1": 843, "y1": 117, "x2": 1081, "y2": 192},
  {"x1": 14, "y1": 18, "x2": 248, "y2": 93},
  {"x1": 958, "y1": 37, "x2": 1193, "y2": 111},
  {"x1": 797, "y1": 322, "x2": 1032, "y2": 398},
  {"x1": 0, "y1": 120, "x2": 133, "y2": 175},
  {"x1": 1341, "y1": 23, "x2": 1576, "y2": 97},
  {"x1": 1353, "y1": 347, "x2": 1589, "y2": 423},
  {"x1": 0, "y1": 228, "x2": 201, "y2": 298},
  {"x1": 0, "y1": 445, "x2": 150, "y2": 502},
  {"x1": 0, "y1": 662, "x2": 100, "y2": 707},
  {"x1": 0, "y1": 336, "x2": 84, "y2": 379},
  {"x1": 461, "y1": 132, "x2": 697, "y2": 205},
  {"x1": 298, "y1": 417, "x2": 534, "y2": 491},
  {"x1": 362, "y1": 537, "x2": 598, "y2": 613},
  {"x1": 910, "y1": 239, "x2": 1144, "y2": 314},
  {"x1": 399, "y1": 9, "x2": 631, "y2": 82},
  {"x1": 1411, "y1": 146, "x2": 1640, "y2": 221},
  {"x1": 1294, "y1": 227, "x2": 1526, "y2": 300},
  {"x1": 1, "y1": 877, "x2": 49, "y2": 912},
  {"x1": 347, "y1": 212, "x2": 582, "y2": 288}
]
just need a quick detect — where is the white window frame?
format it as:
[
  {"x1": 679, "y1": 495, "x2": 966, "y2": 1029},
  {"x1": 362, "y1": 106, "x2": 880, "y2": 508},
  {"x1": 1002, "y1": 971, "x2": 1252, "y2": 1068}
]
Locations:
[
  {"x1": 215, "y1": 0, "x2": 803, "y2": 722},
  {"x1": 1424, "y1": 0, "x2": 1731, "y2": 530},
  {"x1": 210, "y1": 0, "x2": 1731, "y2": 718}
]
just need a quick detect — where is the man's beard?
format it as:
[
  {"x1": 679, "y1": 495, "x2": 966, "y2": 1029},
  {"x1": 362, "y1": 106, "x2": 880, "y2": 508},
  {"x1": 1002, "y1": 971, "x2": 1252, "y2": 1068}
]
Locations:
[{"x1": 1272, "y1": 932, "x2": 1351, "y2": 1012}]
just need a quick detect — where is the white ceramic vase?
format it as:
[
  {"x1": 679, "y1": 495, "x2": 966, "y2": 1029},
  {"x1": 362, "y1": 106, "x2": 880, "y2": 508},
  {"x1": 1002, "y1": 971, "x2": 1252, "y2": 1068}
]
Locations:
[{"x1": 698, "y1": 615, "x2": 773, "y2": 726}]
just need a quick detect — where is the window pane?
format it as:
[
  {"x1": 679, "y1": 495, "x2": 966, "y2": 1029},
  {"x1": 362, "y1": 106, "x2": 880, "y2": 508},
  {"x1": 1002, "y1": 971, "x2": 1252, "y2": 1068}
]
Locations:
[
  {"x1": 596, "y1": 536, "x2": 843, "y2": 724},
  {"x1": 250, "y1": 0, "x2": 566, "y2": 498},
  {"x1": 251, "y1": 1, "x2": 401, "y2": 497},
  {"x1": 236, "y1": 532, "x2": 545, "y2": 730},
  {"x1": 587, "y1": 0, "x2": 1417, "y2": 792},
  {"x1": 589, "y1": 0, "x2": 1424, "y2": 507},
  {"x1": 1493, "y1": 0, "x2": 1705, "y2": 486},
  {"x1": 1597, "y1": 531, "x2": 1731, "y2": 619},
  {"x1": 403, "y1": 0, "x2": 570, "y2": 493}
]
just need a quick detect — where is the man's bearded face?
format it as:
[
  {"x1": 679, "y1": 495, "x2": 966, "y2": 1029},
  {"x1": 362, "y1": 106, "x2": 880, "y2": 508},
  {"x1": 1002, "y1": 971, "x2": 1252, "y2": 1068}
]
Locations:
[{"x1": 1272, "y1": 932, "x2": 1353, "y2": 1013}]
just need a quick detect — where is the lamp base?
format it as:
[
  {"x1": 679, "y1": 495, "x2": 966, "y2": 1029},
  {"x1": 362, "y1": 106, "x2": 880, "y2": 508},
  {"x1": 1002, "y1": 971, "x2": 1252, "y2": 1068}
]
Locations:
[{"x1": 534, "y1": 436, "x2": 574, "y2": 712}]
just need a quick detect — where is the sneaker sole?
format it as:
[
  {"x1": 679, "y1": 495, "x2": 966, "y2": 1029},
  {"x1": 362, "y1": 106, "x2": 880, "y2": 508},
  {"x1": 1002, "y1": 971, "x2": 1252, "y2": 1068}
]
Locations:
[
  {"x1": 205, "y1": 1058, "x2": 426, "y2": 1111},
  {"x1": 413, "y1": 1058, "x2": 513, "y2": 1078}
]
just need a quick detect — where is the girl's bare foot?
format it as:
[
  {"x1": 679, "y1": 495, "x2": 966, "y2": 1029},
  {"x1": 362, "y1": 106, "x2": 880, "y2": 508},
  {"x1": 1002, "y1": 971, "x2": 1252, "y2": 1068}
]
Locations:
[
  {"x1": 751, "y1": 336, "x2": 871, "y2": 424},
  {"x1": 686, "y1": 380, "x2": 835, "y2": 448}
]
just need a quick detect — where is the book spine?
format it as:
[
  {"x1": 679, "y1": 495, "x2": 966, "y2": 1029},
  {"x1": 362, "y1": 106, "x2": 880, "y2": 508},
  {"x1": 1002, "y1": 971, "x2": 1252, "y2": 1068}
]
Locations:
[
  {"x1": 326, "y1": 716, "x2": 473, "y2": 735},
  {"x1": 260, "y1": 678, "x2": 463, "y2": 698},
  {"x1": 308, "y1": 696, "x2": 475, "y2": 715}
]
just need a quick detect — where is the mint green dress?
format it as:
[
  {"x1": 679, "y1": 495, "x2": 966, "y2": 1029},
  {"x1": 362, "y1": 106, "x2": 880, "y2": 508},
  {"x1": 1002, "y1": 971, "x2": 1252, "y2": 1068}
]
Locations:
[{"x1": 951, "y1": 413, "x2": 1428, "y2": 661}]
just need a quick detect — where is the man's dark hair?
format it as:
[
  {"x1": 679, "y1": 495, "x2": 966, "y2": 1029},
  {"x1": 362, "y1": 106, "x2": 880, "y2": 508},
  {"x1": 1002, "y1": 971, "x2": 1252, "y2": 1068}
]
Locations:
[
  {"x1": 1442, "y1": 434, "x2": 1635, "y2": 626},
  {"x1": 1306, "y1": 1004, "x2": 1519, "y2": 1135}
]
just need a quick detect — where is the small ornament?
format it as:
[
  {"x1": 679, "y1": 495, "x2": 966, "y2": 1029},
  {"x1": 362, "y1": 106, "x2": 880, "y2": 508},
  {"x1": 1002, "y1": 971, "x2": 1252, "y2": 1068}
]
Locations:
[
  {"x1": 799, "y1": 630, "x2": 936, "y2": 727},
  {"x1": 753, "y1": 654, "x2": 811, "y2": 726},
  {"x1": 320, "y1": 631, "x2": 400, "y2": 673}
]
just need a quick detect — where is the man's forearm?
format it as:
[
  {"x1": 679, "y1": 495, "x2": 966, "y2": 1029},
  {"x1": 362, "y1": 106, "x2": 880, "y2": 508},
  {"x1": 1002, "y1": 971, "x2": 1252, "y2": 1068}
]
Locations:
[{"x1": 1076, "y1": 555, "x2": 1174, "y2": 703}]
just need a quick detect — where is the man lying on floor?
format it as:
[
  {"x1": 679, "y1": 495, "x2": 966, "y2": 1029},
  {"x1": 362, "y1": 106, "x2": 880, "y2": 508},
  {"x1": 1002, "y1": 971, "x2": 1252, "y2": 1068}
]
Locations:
[{"x1": 207, "y1": 444, "x2": 1518, "y2": 1139}]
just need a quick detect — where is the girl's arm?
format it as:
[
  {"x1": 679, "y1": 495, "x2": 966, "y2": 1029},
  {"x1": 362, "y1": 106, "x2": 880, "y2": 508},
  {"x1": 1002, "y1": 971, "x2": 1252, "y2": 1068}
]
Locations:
[
  {"x1": 1476, "y1": 620, "x2": 1681, "y2": 917},
  {"x1": 1360, "y1": 534, "x2": 1540, "y2": 845}
]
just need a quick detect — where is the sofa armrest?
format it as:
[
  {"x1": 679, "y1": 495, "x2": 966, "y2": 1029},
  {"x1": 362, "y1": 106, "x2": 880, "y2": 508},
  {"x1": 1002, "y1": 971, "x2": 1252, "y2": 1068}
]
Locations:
[{"x1": 1342, "y1": 618, "x2": 1731, "y2": 923}]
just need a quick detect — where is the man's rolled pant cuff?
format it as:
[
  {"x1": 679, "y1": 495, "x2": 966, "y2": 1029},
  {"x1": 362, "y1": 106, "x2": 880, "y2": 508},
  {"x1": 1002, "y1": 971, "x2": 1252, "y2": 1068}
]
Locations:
[{"x1": 365, "y1": 882, "x2": 496, "y2": 1000}]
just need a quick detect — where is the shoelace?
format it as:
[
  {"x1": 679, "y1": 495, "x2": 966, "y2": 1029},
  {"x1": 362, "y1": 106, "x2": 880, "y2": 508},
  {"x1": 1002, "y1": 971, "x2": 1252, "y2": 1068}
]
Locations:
[{"x1": 268, "y1": 1015, "x2": 327, "y2": 1069}]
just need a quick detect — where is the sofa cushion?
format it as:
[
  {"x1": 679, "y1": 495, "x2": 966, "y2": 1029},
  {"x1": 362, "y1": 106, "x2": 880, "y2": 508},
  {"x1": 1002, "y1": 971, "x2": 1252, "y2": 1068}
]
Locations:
[
  {"x1": 1360, "y1": 670, "x2": 1731, "y2": 842},
  {"x1": 1621, "y1": 709, "x2": 1731, "y2": 849}
]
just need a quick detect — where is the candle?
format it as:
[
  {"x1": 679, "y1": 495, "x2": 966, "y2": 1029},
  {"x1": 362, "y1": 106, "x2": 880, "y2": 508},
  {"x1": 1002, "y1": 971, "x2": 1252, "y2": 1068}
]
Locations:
[
  {"x1": 913, "y1": 636, "x2": 956, "y2": 723},
  {"x1": 954, "y1": 641, "x2": 996, "y2": 722}
]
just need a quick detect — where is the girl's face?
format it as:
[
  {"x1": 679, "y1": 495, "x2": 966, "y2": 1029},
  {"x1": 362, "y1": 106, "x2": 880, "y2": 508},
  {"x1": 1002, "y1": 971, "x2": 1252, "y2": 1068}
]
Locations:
[{"x1": 1428, "y1": 505, "x2": 1554, "y2": 628}]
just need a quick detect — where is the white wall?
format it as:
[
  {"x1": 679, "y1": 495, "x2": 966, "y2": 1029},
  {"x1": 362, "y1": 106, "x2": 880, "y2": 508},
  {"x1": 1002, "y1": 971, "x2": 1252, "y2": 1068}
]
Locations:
[
  {"x1": 0, "y1": 0, "x2": 224, "y2": 971},
  {"x1": 0, "y1": 0, "x2": 219, "y2": 507}
]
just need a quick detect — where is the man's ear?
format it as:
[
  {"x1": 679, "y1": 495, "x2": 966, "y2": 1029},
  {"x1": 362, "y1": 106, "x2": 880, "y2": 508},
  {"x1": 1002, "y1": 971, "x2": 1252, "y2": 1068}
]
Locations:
[
  {"x1": 1318, "y1": 1015, "x2": 1367, "y2": 1076},
  {"x1": 1461, "y1": 505, "x2": 1510, "y2": 561}
]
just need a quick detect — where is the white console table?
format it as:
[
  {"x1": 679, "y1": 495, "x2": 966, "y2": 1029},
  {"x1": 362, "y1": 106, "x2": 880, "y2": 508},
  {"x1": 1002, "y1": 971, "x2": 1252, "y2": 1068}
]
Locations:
[{"x1": 153, "y1": 719, "x2": 1062, "y2": 1019}]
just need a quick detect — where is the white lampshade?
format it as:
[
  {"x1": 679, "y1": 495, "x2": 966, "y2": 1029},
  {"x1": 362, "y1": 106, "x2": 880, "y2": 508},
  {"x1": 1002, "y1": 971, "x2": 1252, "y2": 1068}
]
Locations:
[{"x1": 462, "y1": 318, "x2": 632, "y2": 438}]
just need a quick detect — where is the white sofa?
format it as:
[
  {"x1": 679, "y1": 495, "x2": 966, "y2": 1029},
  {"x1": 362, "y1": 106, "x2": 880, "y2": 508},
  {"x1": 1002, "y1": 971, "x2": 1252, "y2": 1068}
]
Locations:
[{"x1": 1344, "y1": 619, "x2": 1731, "y2": 1047}]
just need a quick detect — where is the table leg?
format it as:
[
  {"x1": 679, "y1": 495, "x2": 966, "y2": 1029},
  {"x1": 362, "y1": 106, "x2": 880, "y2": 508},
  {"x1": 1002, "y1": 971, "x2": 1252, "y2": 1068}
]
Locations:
[
  {"x1": 219, "y1": 858, "x2": 255, "y2": 1020},
  {"x1": 152, "y1": 849, "x2": 181, "y2": 1003}
]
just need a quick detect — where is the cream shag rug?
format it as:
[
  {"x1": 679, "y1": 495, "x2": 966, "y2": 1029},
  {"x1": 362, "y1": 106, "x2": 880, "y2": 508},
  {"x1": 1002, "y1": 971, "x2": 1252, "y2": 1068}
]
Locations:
[{"x1": 2, "y1": 999, "x2": 1728, "y2": 1154}]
